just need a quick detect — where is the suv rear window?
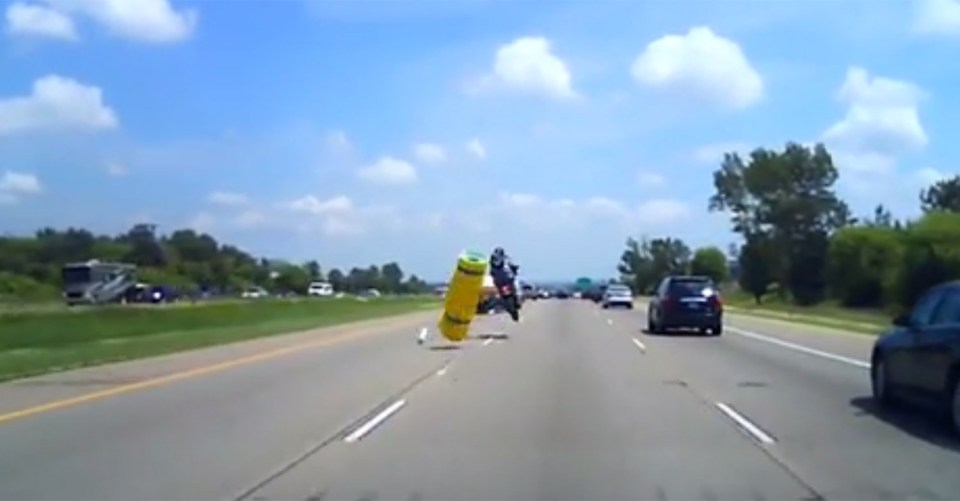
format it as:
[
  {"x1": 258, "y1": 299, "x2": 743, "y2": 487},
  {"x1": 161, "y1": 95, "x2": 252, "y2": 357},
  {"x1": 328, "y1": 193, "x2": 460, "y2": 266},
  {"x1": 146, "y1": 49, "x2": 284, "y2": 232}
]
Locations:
[{"x1": 667, "y1": 278, "x2": 714, "y2": 297}]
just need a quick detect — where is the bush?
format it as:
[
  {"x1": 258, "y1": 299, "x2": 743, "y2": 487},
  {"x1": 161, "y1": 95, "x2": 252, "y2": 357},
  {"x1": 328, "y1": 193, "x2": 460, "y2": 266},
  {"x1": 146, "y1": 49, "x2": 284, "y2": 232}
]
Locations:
[
  {"x1": 0, "y1": 272, "x2": 59, "y2": 302},
  {"x1": 827, "y1": 226, "x2": 903, "y2": 308},
  {"x1": 691, "y1": 247, "x2": 728, "y2": 284},
  {"x1": 889, "y1": 211, "x2": 960, "y2": 309}
]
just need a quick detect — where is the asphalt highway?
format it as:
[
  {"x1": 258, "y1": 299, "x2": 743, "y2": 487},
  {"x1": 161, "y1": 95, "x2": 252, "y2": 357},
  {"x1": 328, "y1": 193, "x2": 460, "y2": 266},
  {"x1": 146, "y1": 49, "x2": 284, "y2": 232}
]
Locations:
[{"x1": 1, "y1": 300, "x2": 959, "y2": 500}]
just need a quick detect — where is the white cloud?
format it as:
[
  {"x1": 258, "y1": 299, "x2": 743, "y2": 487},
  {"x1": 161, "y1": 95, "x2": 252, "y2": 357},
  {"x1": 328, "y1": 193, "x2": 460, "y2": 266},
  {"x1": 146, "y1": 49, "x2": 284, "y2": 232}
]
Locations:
[
  {"x1": 490, "y1": 192, "x2": 689, "y2": 232},
  {"x1": 466, "y1": 138, "x2": 486, "y2": 159},
  {"x1": 285, "y1": 195, "x2": 409, "y2": 237},
  {"x1": 105, "y1": 162, "x2": 127, "y2": 176},
  {"x1": 186, "y1": 212, "x2": 216, "y2": 232},
  {"x1": 636, "y1": 171, "x2": 666, "y2": 189},
  {"x1": 823, "y1": 67, "x2": 927, "y2": 155},
  {"x1": 584, "y1": 196, "x2": 631, "y2": 217},
  {"x1": 5, "y1": 2, "x2": 77, "y2": 40},
  {"x1": 47, "y1": 0, "x2": 197, "y2": 43},
  {"x1": 413, "y1": 143, "x2": 447, "y2": 164},
  {"x1": 636, "y1": 198, "x2": 692, "y2": 224},
  {"x1": 833, "y1": 151, "x2": 896, "y2": 175},
  {"x1": 286, "y1": 194, "x2": 353, "y2": 215},
  {"x1": 913, "y1": 0, "x2": 960, "y2": 37},
  {"x1": 325, "y1": 130, "x2": 351, "y2": 152},
  {"x1": 473, "y1": 36, "x2": 576, "y2": 100},
  {"x1": 501, "y1": 192, "x2": 542, "y2": 207},
  {"x1": 0, "y1": 75, "x2": 118, "y2": 135},
  {"x1": 0, "y1": 170, "x2": 42, "y2": 194},
  {"x1": 358, "y1": 156, "x2": 417, "y2": 185},
  {"x1": 916, "y1": 167, "x2": 951, "y2": 185},
  {"x1": 234, "y1": 209, "x2": 267, "y2": 228},
  {"x1": 823, "y1": 67, "x2": 927, "y2": 178},
  {"x1": 0, "y1": 170, "x2": 42, "y2": 204},
  {"x1": 208, "y1": 191, "x2": 250, "y2": 206},
  {"x1": 321, "y1": 217, "x2": 364, "y2": 237},
  {"x1": 192, "y1": 194, "x2": 373, "y2": 237},
  {"x1": 630, "y1": 26, "x2": 764, "y2": 110}
]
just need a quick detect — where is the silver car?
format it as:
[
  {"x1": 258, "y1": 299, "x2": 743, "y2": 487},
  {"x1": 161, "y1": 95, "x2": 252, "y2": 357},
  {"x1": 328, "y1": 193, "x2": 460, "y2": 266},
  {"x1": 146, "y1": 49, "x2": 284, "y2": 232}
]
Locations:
[{"x1": 602, "y1": 285, "x2": 634, "y2": 309}]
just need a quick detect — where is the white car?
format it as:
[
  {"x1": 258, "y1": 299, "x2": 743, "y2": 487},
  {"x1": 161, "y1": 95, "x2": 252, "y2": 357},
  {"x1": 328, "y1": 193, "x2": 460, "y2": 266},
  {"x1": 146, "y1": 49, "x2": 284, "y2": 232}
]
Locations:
[
  {"x1": 602, "y1": 285, "x2": 634, "y2": 309},
  {"x1": 241, "y1": 287, "x2": 268, "y2": 299},
  {"x1": 307, "y1": 281, "x2": 334, "y2": 297}
]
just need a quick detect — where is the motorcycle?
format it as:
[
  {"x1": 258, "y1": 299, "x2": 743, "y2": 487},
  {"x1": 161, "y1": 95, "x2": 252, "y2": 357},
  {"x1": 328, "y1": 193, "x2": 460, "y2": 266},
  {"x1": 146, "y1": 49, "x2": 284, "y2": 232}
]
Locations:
[{"x1": 498, "y1": 280, "x2": 521, "y2": 322}]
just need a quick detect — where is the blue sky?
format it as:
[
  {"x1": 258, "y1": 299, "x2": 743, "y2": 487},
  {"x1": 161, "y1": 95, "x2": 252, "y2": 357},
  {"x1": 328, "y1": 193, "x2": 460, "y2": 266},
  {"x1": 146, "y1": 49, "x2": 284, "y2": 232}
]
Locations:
[{"x1": 1, "y1": 0, "x2": 958, "y2": 281}]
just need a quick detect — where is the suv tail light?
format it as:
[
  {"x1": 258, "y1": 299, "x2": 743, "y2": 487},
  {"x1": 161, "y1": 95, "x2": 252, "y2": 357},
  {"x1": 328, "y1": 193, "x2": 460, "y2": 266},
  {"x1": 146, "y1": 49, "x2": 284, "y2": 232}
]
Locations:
[
  {"x1": 662, "y1": 295, "x2": 676, "y2": 311},
  {"x1": 708, "y1": 294, "x2": 722, "y2": 310}
]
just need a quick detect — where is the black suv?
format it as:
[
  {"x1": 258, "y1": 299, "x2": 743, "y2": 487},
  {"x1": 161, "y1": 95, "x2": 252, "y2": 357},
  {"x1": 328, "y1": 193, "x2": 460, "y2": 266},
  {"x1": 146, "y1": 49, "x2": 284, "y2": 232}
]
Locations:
[
  {"x1": 871, "y1": 280, "x2": 960, "y2": 435},
  {"x1": 647, "y1": 275, "x2": 723, "y2": 335}
]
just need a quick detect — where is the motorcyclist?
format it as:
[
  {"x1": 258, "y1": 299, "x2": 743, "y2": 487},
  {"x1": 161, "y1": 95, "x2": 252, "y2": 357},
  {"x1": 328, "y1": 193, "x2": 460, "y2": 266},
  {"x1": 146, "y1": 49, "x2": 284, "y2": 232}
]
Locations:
[{"x1": 489, "y1": 247, "x2": 521, "y2": 320}]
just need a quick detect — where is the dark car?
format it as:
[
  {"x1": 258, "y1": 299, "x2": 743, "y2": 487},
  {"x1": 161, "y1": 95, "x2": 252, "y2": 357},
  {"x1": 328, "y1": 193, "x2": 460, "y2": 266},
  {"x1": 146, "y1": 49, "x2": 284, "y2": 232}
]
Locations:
[
  {"x1": 521, "y1": 283, "x2": 537, "y2": 301},
  {"x1": 647, "y1": 275, "x2": 723, "y2": 335},
  {"x1": 555, "y1": 289, "x2": 571, "y2": 299},
  {"x1": 870, "y1": 281, "x2": 960, "y2": 435},
  {"x1": 583, "y1": 287, "x2": 604, "y2": 303}
]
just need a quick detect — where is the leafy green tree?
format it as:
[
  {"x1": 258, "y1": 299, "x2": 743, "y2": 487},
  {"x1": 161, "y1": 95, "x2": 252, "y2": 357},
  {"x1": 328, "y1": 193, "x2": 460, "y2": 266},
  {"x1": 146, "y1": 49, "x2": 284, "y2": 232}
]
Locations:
[
  {"x1": 327, "y1": 268, "x2": 346, "y2": 292},
  {"x1": 401, "y1": 274, "x2": 429, "y2": 294},
  {"x1": 0, "y1": 224, "x2": 426, "y2": 299},
  {"x1": 618, "y1": 236, "x2": 691, "y2": 294},
  {"x1": 892, "y1": 211, "x2": 960, "y2": 308},
  {"x1": 304, "y1": 260, "x2": 322, "y2": 281},
  {"x1": 709, "y1": 142, "x2": 851, "y2": 304},
  {"x1": 0, "y1": 272, "x2": 58, "y2": 301},
  {"x1": 920, "y1": 175, "x2": 960, "y2": 213},
  {"x1": 863, "y1": 204, "x2": 895, "y2": 228},
  {"x1": 737, "y1": 233, "x2": 777, "y2": 304},
  {"x1": 346, "y1": 267, "x2": 366, "y2": 292},
  {"x1": 166, "y1": 229, "x2": 219, "y2": 263},
  {"x1": 827, "y1": 226, "x2": 903, "y2": 308},
  {"x1": 618, "y1": 237, "x2": 649, "y2": 293},
  {"x1": 380, "y1": 262, "x2": 404, "y2": 292},
  {"x1": 274, "y1": 263, "x2": 312, "y2": 293},
  {"x1": 690, "y1": 247, "x2": 728, "y2": 284},
  {"x1": 121, "y1": 223, "x2": 168, "y2": 267}
]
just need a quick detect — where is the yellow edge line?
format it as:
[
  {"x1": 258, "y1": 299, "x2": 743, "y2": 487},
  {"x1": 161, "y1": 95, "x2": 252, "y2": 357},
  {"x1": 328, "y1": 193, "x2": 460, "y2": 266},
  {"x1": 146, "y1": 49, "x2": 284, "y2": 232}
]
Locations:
[{"x1": 0, "y1": 330, "x2": 366, "y2": 426}]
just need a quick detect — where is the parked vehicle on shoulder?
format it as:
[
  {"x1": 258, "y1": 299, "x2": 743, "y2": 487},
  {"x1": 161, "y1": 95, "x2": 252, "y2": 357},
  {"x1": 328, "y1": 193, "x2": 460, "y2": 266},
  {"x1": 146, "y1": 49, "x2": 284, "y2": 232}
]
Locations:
[
  {"x1": 307, "y1": 281, "x2": 334, "y2": 297},
  {"x1": 241, "y1": 287, "x2": 269, "y2": 299},
  {"x1": 647, "y1": 275, "x2": 723, "y2": 335},
  {"x1": 61, "y1": 260, "x2": 137, "y2": 306},
  {"x1": 870, "y1": 280, "x2": 960, "y2": 436}
]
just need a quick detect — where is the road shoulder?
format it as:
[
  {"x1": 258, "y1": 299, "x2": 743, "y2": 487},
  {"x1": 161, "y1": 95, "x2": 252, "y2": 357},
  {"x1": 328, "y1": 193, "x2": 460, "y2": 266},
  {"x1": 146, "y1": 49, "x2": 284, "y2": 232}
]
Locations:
[{"x1": 0, "y1": 309, "x2": 439, "y2": 416}]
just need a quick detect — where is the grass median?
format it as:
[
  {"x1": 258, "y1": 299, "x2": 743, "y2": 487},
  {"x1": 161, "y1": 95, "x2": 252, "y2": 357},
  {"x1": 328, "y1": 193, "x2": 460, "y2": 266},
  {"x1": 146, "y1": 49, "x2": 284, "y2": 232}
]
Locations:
[
  {"x1": 722, "y1": 291, "x2": 890, "y2": 335},
  {"x1": 0, "y1": 296, "x2": 441, "y2": 382}
]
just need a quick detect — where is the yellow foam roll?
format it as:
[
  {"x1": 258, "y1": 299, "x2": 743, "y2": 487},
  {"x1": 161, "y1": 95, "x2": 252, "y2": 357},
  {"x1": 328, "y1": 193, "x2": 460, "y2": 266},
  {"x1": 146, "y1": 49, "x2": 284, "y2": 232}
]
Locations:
[{"x1": 437, "y1": 250, "x2": 488, "y2": 342}]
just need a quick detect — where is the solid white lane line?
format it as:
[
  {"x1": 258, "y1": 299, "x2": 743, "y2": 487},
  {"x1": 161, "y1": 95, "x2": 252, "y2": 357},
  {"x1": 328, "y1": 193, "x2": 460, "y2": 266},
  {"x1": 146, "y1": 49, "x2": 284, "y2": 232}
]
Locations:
[
  {"x1": 483, "y1": 337, "x2": 494, "y2": 346},
  {"x1": 715, "y1": 402, "x2": 775, "y2": 445},
  {"x1": 436, "y1": 362, "x2": 450, "y2": 377},
  {"x1": 344, "y1": 400, "x2": 406, "y2": 443},
  {"x1": 631, "y1": 338, "x2": 646, "y2": 353},
  {"x1": 728, "y1": 326, "x2": 870, "y2": 369}
]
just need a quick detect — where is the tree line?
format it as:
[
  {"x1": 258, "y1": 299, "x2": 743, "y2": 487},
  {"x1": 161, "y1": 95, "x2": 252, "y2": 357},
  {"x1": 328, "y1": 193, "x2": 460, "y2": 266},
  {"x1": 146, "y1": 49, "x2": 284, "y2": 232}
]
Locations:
[
  {"x1": 618, "y1": 142, "x2": 960, "y2": 313},
  {"x1": 0, "y1": 224, "x2": 430, "y2": 300},
  {"x1": 617, "y1": 237, "x2": 729, "y2": 294}
]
